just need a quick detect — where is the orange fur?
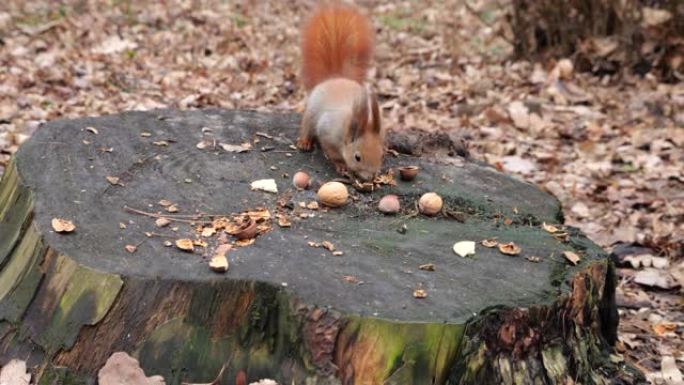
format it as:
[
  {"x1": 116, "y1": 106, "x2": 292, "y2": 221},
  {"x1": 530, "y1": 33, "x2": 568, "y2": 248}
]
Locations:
[{"x1": 300, "y1": 2, "x2": 374, "y2": 91}]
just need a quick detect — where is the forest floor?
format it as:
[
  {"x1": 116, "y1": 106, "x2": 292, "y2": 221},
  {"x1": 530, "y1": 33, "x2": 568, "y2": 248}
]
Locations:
[{"x1": 0, "y1": 0, "x2": 682, "y2": 383}]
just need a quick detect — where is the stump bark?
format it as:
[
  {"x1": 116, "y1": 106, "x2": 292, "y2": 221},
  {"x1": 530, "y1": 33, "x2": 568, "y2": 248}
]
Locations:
[{"x1": 0, "y1": 109, "x2": 642, "y2": 385}]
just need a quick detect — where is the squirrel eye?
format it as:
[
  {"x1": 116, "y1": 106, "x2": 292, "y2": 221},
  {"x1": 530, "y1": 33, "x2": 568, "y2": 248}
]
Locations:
[{"x1": 354, "y1": 153, "x2": 361, "y2": 162}]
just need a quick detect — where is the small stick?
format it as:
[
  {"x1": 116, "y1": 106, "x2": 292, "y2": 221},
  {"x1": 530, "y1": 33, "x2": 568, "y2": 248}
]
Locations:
[{"x1": 123, "y1": 206, "x2": 215, "y2": 224}]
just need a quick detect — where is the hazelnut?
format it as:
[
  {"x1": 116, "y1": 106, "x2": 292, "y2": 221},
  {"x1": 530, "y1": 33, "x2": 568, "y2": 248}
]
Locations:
[
  {"x1": 293, "y1": 171, "x2": 310, "y2": 190},
  {"x1": 418, "y1": 192, "x2": 443, "y2": 216},
  {"x1": 378, "y1": 194, "x2": 400, "y2": 214},
  {"x1": 317, "y1": 182, "x2": 348, "y2": 207}
]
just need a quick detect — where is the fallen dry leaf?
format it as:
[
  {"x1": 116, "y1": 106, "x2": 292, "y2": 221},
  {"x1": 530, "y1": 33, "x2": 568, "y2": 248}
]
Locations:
[
  {"x1": 175, "y1": 239, "x2": 194, "y2": 252},
  {"x1": 276, "y1": 214, "x2": 291, "y2": 228},
  {"x1": 413, "y1": 289, "x2": 427, "y2": 299},
  {"x1": 201, "y1": 227, "x2": 216, "y2": 237},
  {"x1": 98, "y1": 352, "x2": 165, "y2": 385},
  {"x1": 481, "y1": 239, "x2": 498, "y2": 248},
  {"x1": 306, "y1": 201, "x2": 319, "y2": 210},
  {"x1": 248, "y1": 380, "x2": 278, "y2": 385},
  {"x1": 51, "y1": 218, "x2": 76, "y2": 233},
  {"x1": 553, "y1": 232, "x2": 570, "y2": 242},
  {"x1": 219, "y1": 142, "x2": 251, "y2": 153},
  {"x1": 332, "y1": 251, "x2": 344, "y2": 256},
  {"x1": 0, "y1": 359, "x2": 31, "y2": 385},
  {"x1": 543, "y1": 222, "x2": 561, "y2": 233},
  {"x1": 624, "y1": 254, "x2": 669, "y2": 269},
  {"x1": 158, "y1": 199, "x2": 173, "y2": 207},
  {"x1": 508, "y1": 101, "x2": 529, "y2": 129},
  {"x1": 498, "y1": 242, "x2": 521, "y2": 256},
  {"x1": 193, "y1": 239, "x2": 208, "y2": 247},
  {"x1": 106, "y1": 176, "x2": 121, "y2": 186},
  {"x1": 94, "y1": 36, "x2": 138, "y2": 55},
  {"x1": 453, "y1": 241, "x2": 476, "y2": 257},
  {"x1": 245, "y1": 208, "x2": 272, "y2": 221},
  {"x1": 166, "y1": 205, "x2": 179, "y2": 213},
  {"x1": 634, "y1": 268, "x2": 680, "y2": 290},
  {"x1": 419, "y1": 263, "x2": 435, "y2": 271},
  {"x1": 342, "y1": 275, "x2": 359, "y2": 284},
  {"x1": 234, "y1": 238, "x2": 256, "y2": 247},
  {"x1": 563, "y1": 251, "x2": 581, "y2": 265},
  {"x1": 661, "y1": 356, "x2": 683, "y2": 385},
  {"x1": 652, "y1": 322, "x2": 677, "y2": 337},
  {"x1": 125, "y1": 244, "x2": 137, "y2": 253},
  {"x1": 155, "y1": 217, "x2": 171, "y2": 227},
  {"x1": 321, "y1": 241, "x2": 335, "y2": 251}
]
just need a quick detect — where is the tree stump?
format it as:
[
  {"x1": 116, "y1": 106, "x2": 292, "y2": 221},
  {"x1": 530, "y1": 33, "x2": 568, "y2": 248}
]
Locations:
[{"x1": 0, "y1": 109, "x2": 642, "y2": 385}]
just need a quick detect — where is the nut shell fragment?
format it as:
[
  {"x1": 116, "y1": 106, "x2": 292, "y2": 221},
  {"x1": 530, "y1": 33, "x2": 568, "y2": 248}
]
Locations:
[
  {"x1": 52, "y1": 218, "x2": 76, "y2": 233},
  {"x1": 399, "y1": 166, "x2": 419, "y2": 181}
]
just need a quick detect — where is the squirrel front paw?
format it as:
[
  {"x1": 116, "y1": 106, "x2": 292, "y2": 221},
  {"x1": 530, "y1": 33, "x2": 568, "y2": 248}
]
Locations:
[
  {"x1": 334, "y1": 163, "x2": 350, "y2": 177},
  {"x1": 296, "y1": 138, "x2": 314, "y2": 152}
]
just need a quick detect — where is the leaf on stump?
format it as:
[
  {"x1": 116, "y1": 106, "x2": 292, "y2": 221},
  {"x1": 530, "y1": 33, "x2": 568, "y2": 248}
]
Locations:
[
  {"x1": 498, "y1": 242, "x2": 521, "y2": 256},
  {"x1": 563, "y1": 251, "x2": 581, "y2": 265},
  {"x1": 481, "y1": 239, "x2": 498, "y2": 248},
  {"x1": 106, "y1": 176, "x2": 121, "y2": 186}
]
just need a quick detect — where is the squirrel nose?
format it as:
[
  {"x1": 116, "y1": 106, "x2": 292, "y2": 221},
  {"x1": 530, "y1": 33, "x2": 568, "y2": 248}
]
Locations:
[{"x1": 355, "y1": 171, "x2": 375, "y2": 182}]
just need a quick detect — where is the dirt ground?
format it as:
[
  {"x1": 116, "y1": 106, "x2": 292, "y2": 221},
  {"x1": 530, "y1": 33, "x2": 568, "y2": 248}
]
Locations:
[{"x1": 0, "y1": 0, "x2": 682, "y2": 383}]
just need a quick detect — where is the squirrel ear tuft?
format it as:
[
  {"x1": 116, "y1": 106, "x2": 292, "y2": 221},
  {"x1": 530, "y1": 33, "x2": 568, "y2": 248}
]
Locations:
[
  {"x1": 348, "y1": 120, "x2": 359, "y2": 142},
  {"x1": 369, "y1": 92, "x2": 381, "y2": 134},
  {"x1": 350, "y1": 89, "x2": 369, "y2": 140}
]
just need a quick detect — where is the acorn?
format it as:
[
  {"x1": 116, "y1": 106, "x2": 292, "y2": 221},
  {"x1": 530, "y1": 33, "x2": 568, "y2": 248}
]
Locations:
[
  {"x1": 418, "y1": 192, "x2": 443, "y2": 216},
  {"x1": 293, "y1": 171, "x2": 310, "y2": 190},
  {"x1": 317, "y1": 182, "x2": 348, "y2": 207},
  {"x1": 378, "y1": 194, "x2": 400, "y2": 214},
  {"x1": 399, "y1": 166, "x2": 419, "y2": 181}
]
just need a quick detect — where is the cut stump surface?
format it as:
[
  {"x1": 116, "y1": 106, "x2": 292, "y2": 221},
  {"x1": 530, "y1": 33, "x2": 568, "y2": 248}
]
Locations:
[{"x1": 0, "y1": 109, "x2": 642, "y2": 385}]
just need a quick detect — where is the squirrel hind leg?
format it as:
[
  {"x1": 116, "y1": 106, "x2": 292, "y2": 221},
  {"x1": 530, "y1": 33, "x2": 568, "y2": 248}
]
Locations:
[{"x1": 296, "y1": 111, "x2": 316, "y2": 152}]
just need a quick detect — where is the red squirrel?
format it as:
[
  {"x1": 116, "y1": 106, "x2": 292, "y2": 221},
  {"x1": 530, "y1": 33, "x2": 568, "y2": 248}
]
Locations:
[{"x1": 296, "y1": 3, "x2": 385, "y2": 182}]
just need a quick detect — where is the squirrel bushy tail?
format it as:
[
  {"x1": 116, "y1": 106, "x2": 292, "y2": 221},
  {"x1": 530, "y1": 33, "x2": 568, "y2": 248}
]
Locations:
[{"x1": 300, "y1": 3, "x2": 374, "y2": 91}]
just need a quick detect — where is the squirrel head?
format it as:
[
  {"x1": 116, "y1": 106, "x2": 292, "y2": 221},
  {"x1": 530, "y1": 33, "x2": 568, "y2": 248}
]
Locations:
[{"x1": 343, "y1": 90, "x2": 384, "y2": 181}]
